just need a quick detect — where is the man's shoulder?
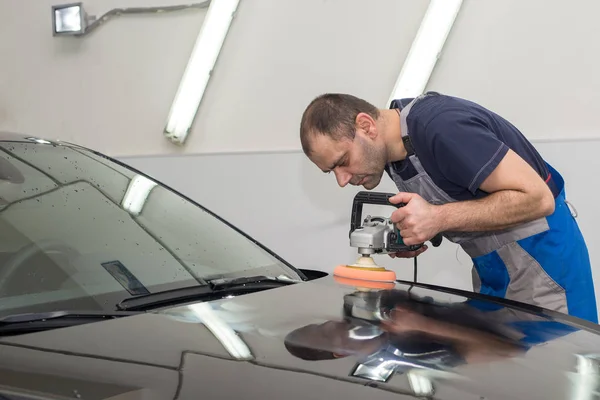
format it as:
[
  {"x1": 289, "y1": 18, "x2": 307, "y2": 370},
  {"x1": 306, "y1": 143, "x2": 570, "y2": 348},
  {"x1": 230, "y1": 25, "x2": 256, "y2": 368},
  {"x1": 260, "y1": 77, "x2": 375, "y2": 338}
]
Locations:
[
  {"x1": 390, "y1": 92, "x2": 504, "y2": 150},
  {"x1": 409, "y1": 93, "x2": 488, "y2": 127},
  {"x1": 388, "y1": 97, "x2": 415, "y2": 109},
  {"x1": 394, "y1": 95, "x2": 475, "y2": 145}
]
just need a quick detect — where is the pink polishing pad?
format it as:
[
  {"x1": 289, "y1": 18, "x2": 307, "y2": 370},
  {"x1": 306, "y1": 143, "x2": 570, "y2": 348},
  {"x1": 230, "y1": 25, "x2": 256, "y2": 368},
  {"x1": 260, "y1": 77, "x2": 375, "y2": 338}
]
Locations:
[{"x1": 333, "y1": 264, "x2": 397, "y2": 285}]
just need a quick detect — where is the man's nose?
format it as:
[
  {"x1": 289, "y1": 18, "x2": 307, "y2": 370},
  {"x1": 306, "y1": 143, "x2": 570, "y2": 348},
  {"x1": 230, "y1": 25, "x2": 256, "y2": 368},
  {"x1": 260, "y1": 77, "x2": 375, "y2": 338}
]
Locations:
[{"x1": 334, "y1": 169, "x2": 351, "y2": 187}]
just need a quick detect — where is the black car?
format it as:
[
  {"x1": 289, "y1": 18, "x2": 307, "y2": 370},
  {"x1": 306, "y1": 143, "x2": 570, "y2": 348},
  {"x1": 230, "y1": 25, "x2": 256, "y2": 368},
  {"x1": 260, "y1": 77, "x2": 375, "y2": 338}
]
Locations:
[{"x1": 0, "y1": 131, "x2": 599, "y2": 399}]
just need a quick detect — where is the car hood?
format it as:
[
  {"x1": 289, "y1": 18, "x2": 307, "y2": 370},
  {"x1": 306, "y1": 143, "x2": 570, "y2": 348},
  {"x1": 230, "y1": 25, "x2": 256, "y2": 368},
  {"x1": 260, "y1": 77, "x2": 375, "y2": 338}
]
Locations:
[{"x1": 0, "y1": 274, "x2": 599, "y2": 399}]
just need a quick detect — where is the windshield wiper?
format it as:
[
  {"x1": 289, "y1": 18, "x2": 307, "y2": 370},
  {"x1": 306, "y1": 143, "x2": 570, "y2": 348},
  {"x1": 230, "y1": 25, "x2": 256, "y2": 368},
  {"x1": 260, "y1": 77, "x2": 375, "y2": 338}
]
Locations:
[
  {"x1": 206, "y1": 274, "x2": 301, "y2": 288},
  {"x1": 117, "y1": 275, "x2": 299, "y2": 311},
  {"x1": 0, "y1": 310, "x2": 141, "y2": 336}
]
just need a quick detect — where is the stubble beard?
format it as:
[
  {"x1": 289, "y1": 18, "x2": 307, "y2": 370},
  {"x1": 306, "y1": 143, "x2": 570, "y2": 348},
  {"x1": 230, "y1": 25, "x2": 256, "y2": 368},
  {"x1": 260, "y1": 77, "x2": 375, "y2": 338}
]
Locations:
[
  {"x1": 361, "y1": 172, "x2": 383, "y2": 190},
  {"x1": 361, "y1": 142, "x2": 387, "y2": 190}
]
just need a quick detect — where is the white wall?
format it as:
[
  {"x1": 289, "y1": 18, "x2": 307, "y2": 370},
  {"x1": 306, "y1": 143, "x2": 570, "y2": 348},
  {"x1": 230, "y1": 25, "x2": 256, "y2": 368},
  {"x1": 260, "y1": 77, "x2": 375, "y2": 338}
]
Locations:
[
  {"x1": 0, "y1": 0, "x2": 429, "y2": 155},
  {"x1": 2, "y1": 0, "x2": 600, "y2": 315},
  {"x1": 427, "y1": 0, "x2": 600, "y2": 142}
]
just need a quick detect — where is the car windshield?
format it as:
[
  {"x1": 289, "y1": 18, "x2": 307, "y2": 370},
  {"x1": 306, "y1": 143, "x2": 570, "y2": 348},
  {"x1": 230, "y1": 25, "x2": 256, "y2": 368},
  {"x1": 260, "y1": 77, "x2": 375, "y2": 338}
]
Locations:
[{"x1": 0, "y1": 139, "x2": 303, "y2": 317}]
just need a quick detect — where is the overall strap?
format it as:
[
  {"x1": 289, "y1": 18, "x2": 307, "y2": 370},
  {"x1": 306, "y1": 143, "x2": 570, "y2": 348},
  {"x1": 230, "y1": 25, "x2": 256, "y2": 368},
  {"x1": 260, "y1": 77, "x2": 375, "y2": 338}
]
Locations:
[{"x1": 394, "y1": 91, "x2": 440, "y2": 157}]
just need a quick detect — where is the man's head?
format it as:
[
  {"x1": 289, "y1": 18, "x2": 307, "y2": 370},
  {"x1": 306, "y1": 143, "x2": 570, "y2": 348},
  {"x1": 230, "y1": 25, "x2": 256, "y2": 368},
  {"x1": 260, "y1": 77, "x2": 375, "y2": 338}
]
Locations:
[{"x1": 299, "y1": 93, "x2": 391, "y2": 190}]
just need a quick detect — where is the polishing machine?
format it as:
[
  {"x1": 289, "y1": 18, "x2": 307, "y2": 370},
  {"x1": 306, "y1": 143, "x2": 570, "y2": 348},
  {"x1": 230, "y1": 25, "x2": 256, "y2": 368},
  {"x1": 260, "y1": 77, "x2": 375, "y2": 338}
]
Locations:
[{"x1": 348, "y1": 191, "x2": 443, "y2": 257}]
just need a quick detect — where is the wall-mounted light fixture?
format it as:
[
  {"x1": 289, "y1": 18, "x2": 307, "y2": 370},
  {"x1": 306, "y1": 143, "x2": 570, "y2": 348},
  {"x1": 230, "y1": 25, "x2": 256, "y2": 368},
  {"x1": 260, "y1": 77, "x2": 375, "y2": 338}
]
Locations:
[
  {"x1": 52, "y1": 2, "x2": 88, "y2": 36},
  {"x1": 388, "y1": 0, "x2": 462, "y2": 104},
  {"x1": 51, "y1": 1, "x2": 210, "y2": 37},
  {"x1": 163, "y1": 0, "x2": 241, "y2": 145}
]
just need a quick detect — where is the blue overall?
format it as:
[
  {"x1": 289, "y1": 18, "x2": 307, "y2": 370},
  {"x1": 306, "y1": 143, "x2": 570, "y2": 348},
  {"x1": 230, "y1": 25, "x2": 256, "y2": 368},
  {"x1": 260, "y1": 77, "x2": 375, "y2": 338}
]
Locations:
[{"x1": 386, "y1": 93, "x2": 598, "y2": 324}]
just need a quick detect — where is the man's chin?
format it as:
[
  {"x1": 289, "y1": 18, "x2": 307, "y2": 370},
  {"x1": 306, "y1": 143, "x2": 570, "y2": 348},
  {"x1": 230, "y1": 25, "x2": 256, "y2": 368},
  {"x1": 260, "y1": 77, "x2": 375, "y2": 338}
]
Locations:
[{"x1": 362, "y1": 178, "x2": 381, "y2": 190}]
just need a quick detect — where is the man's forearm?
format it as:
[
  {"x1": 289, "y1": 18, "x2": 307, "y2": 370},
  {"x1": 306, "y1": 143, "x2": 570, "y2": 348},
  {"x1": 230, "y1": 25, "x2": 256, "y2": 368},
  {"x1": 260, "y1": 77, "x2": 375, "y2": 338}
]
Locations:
[{"x1": 435, "y1": 189, "x2": 555, "y2": 233}]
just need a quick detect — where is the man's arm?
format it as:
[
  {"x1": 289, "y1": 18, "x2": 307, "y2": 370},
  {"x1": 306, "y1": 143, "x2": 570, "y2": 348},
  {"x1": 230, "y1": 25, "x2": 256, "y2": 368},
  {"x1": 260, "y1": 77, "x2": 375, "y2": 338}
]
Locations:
[
  {"x1": 389, "y1": 104, "x2": 555, "y2": 245},
  {"x1": 435, "y1": 148, "x2": 555, "y2": 232},
  {"x1": 390, "y1": 149, "x2": 555, "y2": 244}
]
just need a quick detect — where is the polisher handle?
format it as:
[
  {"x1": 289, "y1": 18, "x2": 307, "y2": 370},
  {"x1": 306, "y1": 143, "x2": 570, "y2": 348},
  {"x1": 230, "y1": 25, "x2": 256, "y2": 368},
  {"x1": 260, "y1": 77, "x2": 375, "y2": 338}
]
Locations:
[
  {"x1": 349, "y1": 191, "x2": 403, "y2": 235},
  {"x1": 349, "y1": 191, "x2": 444, "y2": 248}
]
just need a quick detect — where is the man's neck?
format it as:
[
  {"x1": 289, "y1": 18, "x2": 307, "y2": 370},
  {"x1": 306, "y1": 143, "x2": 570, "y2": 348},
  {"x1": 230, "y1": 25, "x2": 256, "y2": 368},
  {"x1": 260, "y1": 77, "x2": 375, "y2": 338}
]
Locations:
[{"x1": 379, "y1": 109, "x2": 407, "y2": 163}]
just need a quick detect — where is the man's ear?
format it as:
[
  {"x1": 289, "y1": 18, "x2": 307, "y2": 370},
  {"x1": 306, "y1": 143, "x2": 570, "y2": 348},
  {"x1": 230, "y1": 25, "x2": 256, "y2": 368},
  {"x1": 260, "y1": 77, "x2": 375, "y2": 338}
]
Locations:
[{"x1": 355, "y1": 112, "x2": 377, "y2": 139}]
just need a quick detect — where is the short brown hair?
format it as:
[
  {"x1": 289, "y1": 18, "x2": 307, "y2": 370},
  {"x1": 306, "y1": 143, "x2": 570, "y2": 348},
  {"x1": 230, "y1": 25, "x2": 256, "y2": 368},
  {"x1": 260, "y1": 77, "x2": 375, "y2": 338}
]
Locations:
[{"x1": 299, "y1": 93, "x2": 380, "y2": 155}]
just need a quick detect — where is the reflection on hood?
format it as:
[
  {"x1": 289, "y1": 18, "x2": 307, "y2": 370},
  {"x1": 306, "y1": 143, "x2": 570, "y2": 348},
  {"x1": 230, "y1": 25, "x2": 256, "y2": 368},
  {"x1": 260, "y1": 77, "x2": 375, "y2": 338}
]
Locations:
[{"x1": 283, "y1": 287, "x2": 562, "y2": 374}]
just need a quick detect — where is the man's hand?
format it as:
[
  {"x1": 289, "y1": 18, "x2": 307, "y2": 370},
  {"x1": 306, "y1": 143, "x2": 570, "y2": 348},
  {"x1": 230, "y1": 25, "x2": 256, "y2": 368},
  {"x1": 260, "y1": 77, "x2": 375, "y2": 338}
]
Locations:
[{"x1": 388, "y1": 192, "x2": 444, "y2": 246}]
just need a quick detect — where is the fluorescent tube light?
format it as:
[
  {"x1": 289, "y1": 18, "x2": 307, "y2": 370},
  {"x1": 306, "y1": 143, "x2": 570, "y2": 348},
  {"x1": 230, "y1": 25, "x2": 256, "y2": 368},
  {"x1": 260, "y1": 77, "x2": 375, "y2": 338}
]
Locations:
[
  {"x1": 122, "y1": 175, "x2": 158, "y2": 215},
  {"x1": 164, "y1": 0, "x2": 241, "y2": 145},
  {"x1": 388, "y1": 0, "x2": 462, "y2": 104}
]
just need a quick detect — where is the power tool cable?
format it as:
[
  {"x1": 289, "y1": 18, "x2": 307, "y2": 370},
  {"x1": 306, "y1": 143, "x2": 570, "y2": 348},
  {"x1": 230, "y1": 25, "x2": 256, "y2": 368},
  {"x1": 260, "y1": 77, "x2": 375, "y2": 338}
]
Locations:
[{"x1": 413, "y1": 256, "x2": 418, "y2": 283}]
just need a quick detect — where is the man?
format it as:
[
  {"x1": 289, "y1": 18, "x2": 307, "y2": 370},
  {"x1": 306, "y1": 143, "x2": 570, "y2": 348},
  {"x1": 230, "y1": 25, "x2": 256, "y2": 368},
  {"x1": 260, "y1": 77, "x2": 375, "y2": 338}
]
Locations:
[{"x1": 299, "y1": 91, "x2": 598, "y2": 323}]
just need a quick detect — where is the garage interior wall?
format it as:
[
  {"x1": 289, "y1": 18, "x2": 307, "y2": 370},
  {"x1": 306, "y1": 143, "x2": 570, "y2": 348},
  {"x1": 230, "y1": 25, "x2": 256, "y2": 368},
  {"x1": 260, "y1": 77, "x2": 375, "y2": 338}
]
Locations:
[{"x1": 1, "y1": 1, "x2": 600, "y2": 312}]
